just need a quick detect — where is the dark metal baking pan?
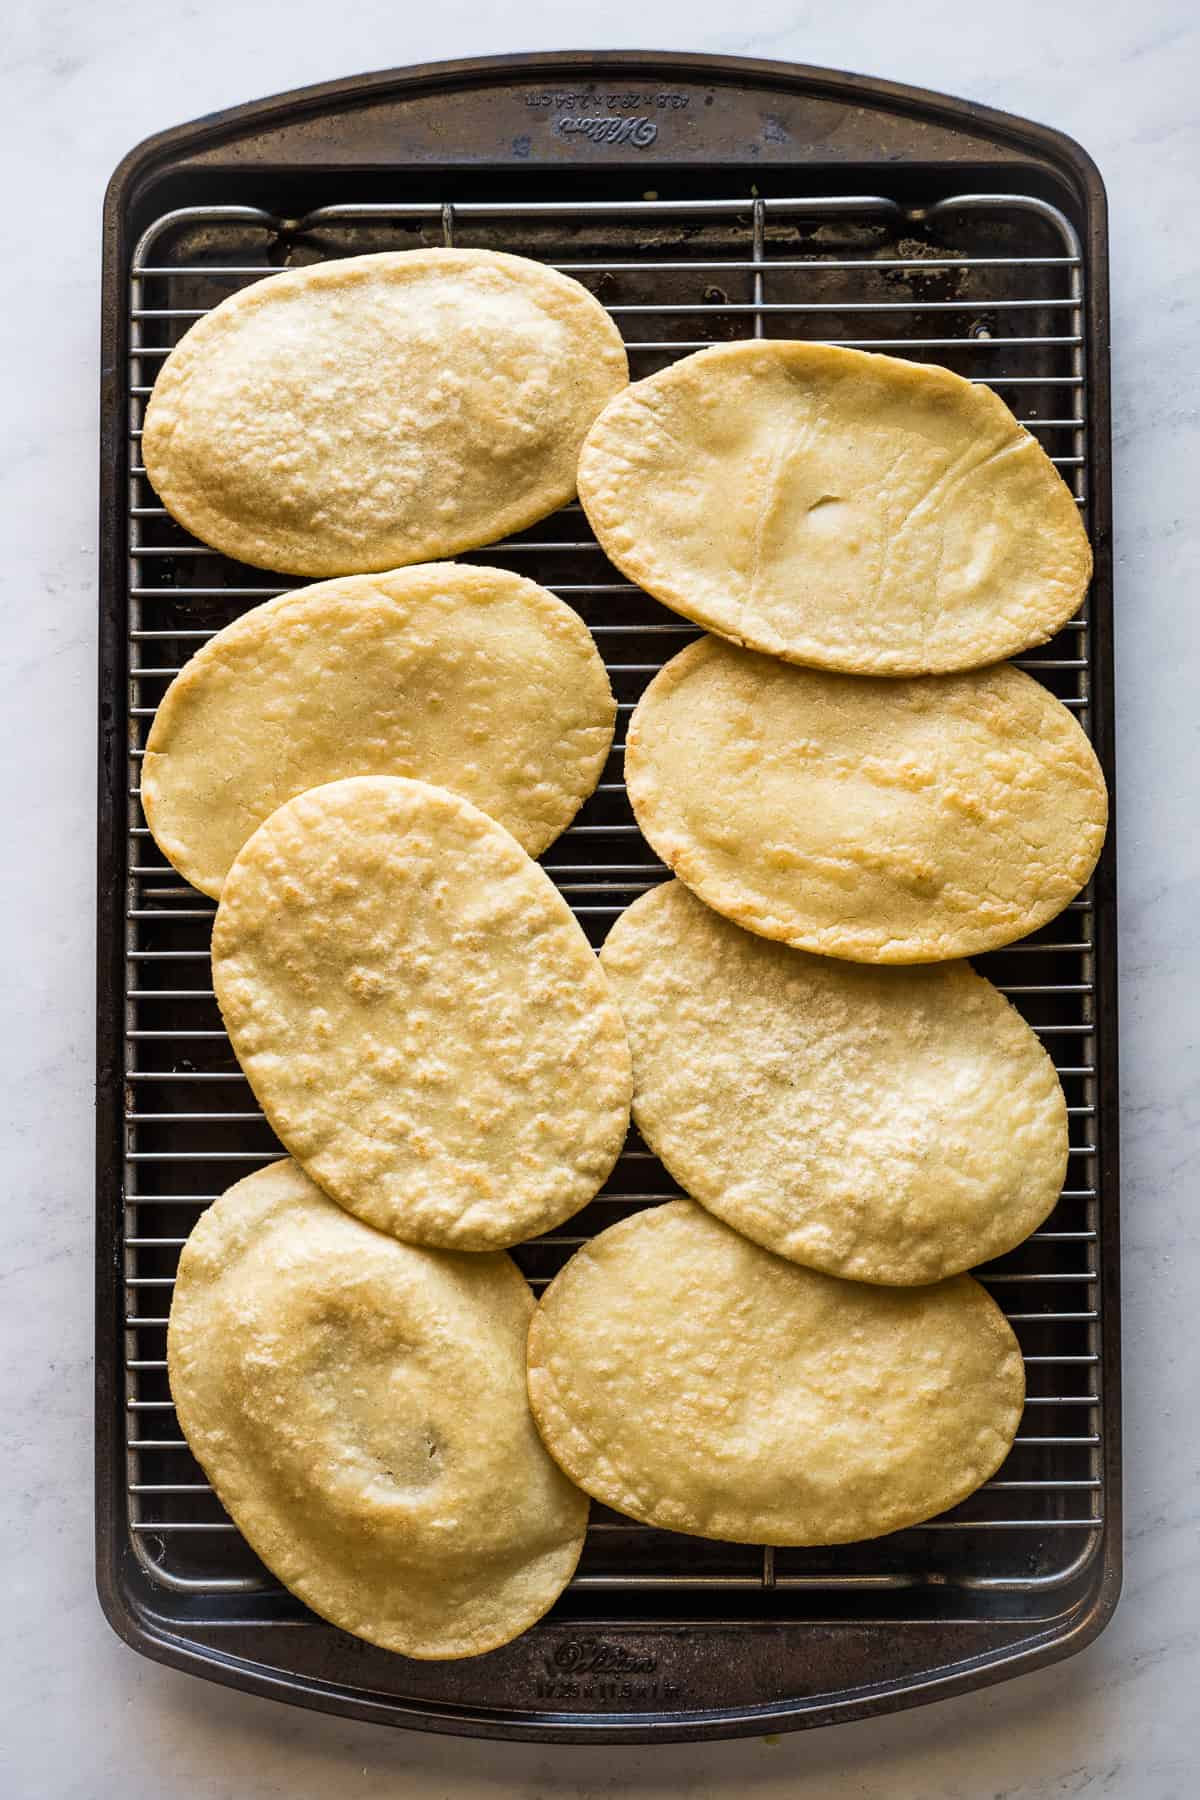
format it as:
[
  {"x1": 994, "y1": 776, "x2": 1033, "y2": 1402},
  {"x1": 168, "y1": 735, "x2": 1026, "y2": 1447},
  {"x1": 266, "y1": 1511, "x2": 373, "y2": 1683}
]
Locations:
[{"x1": 97, "y1": 51, "x2": 1120, "y2": 1742}]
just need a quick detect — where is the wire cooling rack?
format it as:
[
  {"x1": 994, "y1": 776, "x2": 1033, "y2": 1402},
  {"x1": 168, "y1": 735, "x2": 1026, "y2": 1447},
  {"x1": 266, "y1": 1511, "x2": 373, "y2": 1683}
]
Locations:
[{"x1": 120, "y1": 188, "x2": 1106, "y2": 1607}]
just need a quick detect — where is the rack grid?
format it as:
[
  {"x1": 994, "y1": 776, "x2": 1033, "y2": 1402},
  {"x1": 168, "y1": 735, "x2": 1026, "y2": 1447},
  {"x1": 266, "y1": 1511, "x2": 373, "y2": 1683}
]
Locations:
[{"x1": 121, "y1": 188, "x2": 1104, "y2": 1608}]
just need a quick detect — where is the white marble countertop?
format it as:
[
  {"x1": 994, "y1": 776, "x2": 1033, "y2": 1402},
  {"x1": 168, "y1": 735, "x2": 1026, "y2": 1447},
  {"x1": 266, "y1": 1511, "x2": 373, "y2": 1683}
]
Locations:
[{"x1": 3, "y1": 1, "x2": 1197, "y2": 1793}]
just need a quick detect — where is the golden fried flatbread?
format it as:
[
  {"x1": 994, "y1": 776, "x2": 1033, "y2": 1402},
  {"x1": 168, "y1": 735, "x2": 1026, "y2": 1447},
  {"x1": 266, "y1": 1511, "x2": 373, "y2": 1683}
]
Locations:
[
  {"x1": 143, "y1": 248, "x2": 628, "y2": 575},
  {"x1": 167, "y1": 1160, "x2": 589, "y2": 1658},
  {"x1": 578, "y1": 341, "x2": 1090, "y2": 674},
  {"x1": 528, "y1": 1201, "x2": 1025, "y2": 1545},
  {"x1": 142, "y1": 563, "x2": 614, "y2": 897},
  {"x1": 601, "y1": 880, "x2": 1068, "y2": 1283},
  {"x1": 211, "y1": 776, "x2": 632, "y2": 1250},
  {"x1": 626, "y1": 636, "x2": 1107, "y2": 963}
]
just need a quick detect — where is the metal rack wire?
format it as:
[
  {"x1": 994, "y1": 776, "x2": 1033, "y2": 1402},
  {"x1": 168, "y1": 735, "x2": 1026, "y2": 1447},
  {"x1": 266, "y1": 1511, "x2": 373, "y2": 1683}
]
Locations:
[{"x1": 122, "y1": 189, "x2": 1103, "y2": 1606}]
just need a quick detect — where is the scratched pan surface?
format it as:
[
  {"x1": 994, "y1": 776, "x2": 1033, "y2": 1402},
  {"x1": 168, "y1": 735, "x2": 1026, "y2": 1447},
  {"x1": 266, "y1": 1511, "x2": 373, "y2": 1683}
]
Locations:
[{"x1": 96, "y1": 53, "x2": 1120, "y2": 1741}]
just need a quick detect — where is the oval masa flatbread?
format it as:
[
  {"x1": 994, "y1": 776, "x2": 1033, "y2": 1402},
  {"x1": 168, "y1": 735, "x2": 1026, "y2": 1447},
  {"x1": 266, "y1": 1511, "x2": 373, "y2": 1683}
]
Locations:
[
  {"x1": 143, "y1": 248, "x2": 628, "y2": 576},
  {"x1": 142, "y1": 563, "x2": 615, "y2": 898},
  {"x1": 167, "y1": 1160, "x2": 589, "y2": 1658},
  {"x1": 211, "y1": 776, "x2": 632, "y2": 1250},
  {"x1": 600, "y1": 880, "x2": 1068, "y2": 1284},
  {"x1": 527, "y1": 1201, "x2": 1025, "y2": 1545},
  {"x1": 578, "y1": 340, "x2": 1091, "y2": 675},
  {"x1": 626, "y1": 636, "x2": 1107, "y2": 963}
]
